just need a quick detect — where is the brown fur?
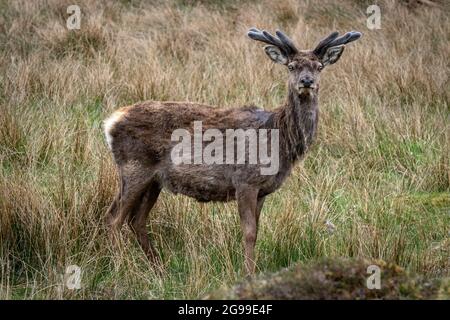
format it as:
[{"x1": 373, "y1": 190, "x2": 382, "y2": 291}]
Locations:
[{"x1": 104, "y1": 31, "x2": 360, "y2": 274}]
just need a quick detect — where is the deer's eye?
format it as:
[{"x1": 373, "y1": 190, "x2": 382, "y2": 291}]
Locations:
[
  {"x1": 318, "y1": 64, "x2": 324, "y2": 71},
  {"x1": 288, "y1": 64, "x2": 295, "y2": 71}
]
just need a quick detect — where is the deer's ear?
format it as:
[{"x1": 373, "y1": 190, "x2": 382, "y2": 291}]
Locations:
[
  {"x1": 264, "y1": 45, "x2": 288, "y2": 65},
  {"x1": 321, "y1": 45, "x2": 345, "y2": 66}
]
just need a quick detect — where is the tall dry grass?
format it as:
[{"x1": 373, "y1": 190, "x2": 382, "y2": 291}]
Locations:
[{"x1": 0, "y1": 0, "x2": 449, "y2": 299}]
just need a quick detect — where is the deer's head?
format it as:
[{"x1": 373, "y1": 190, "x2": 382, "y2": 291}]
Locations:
[{"x1": 248, "y1": 28, "x2": 362, "y2": 96}]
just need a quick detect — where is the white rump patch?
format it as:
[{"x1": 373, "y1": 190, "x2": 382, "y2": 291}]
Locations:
[{"x1": 104, "y1": 110, "x2": 125, "y2": 149}]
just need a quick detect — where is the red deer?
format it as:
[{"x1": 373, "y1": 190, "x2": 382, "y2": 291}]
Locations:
[{"x1": 104, "y1": 28, "x2": 361, "y2": 274}]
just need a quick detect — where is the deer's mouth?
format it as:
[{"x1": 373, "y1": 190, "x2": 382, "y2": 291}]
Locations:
[
  {"x1": 298, "y1": 85, "x2": 317, "y2": 90},
  {"x1": 297, "y1": 87, "x2": 316, "y2": 95}
]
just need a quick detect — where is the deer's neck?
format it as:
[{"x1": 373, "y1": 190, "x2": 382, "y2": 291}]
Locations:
[{"x1": 274, "y1": 89, "x2": 319, "y2": 164}]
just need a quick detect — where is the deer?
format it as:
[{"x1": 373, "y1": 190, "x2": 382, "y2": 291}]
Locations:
[{"x1": 103, "y1": 28, "x2": 362, "y2": 275}]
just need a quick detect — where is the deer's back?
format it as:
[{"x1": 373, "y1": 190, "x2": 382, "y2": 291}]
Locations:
[
  {"x1": 104, "y1": 101, "x2": 288, "y2": 202},
  {"x1": 105, "y1": 101, "x2": 269, "y2": 161}
]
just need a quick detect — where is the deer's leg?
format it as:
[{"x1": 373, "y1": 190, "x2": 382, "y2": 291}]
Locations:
[
  {"x1": 256, "y1": 196, "x2": 265, "y2": 233},
  {"x1": 105, "y1": 171, "x2": 126, "y2": 227},
  {"x1": 236, "y1": 186, "x2": 259, "y2": 275},
  {"x1": 105, "y1": 192, "x2": 119, "y2": 226},
  {"x1": 110, "y1": 164, "x2": 154, "y2": 232},
  {"x1": 105, "y1": 190, "x2": 126, "y2": 227},
  {"x1": 128, "y1": 181, "x2": 161, "y2": 265}
]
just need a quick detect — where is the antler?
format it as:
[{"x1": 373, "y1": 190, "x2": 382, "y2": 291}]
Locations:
[
  {"x1": 313, "y1": 31, "x2": 362, "y2": 57},
  {"x1": 247, "y1": 28, "x2": 298, "y2": 56}
]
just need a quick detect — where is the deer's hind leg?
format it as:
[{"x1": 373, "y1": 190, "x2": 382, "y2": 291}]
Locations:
[
  {"x1": 108, "y1": 162, "x2": 155, "y2": 232},
  {"x1": 104, "y1": 173, "x2": 125, "y2": 227},
  {"x1": 128, "y1": 181, "x2": 161, "y2": 265}
]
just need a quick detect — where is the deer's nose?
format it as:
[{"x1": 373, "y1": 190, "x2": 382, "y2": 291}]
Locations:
[{"x1": 300, "y1": 77, "x2": 314, "y2": 88}]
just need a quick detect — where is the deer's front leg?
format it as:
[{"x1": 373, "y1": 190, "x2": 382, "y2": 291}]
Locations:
[{"x1": 236, "y1": 186, "x2": 259, "y2": 275}]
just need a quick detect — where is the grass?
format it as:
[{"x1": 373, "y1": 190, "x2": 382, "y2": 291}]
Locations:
[{"x1": 0, "y1": 0, "x2": 449, "y2": 299}]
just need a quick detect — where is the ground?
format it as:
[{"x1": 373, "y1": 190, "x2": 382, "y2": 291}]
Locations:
[{"x1": 207, "y1": 258, "x2": 449, "y2": 299}]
